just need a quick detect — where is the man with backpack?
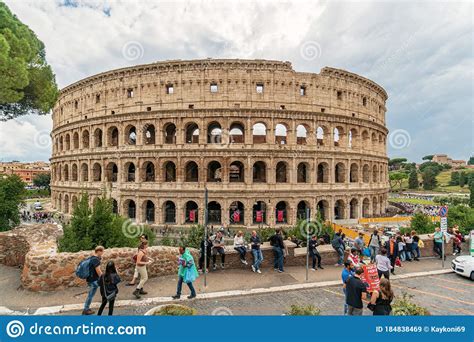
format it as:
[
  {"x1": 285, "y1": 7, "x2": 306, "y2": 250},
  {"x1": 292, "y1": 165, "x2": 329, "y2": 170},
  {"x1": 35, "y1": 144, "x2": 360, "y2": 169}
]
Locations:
[
  {"x1": 331, "y1": 232, "x2": 345, "y2": 266},
  {"x1": 270, "y1": 229, "x2": 285, "y2": 273},
  {"x1": 78, "y1": 246, "x2": 104, "y2": 315}
]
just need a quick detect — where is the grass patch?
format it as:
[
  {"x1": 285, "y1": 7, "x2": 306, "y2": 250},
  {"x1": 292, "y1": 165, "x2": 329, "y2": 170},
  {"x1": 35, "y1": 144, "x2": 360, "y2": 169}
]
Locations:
[{"x1": 389, "y1": 198, "x2": 435, "y2": 205}]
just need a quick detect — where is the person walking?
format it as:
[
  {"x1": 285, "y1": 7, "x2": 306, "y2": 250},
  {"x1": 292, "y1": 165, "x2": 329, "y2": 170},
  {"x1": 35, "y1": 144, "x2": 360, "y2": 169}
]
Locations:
[
  {"x1": 133, "y1": 241, "x2": 150, "y2": 299},
  {"x1": 397, "y1": 235, "x2": 406, "y2": 262},
  {"x1": 345, "y1": 267, "x2": 368, "y2": 316},
  {"x1": 452, "y1": 227, "x2": 463, "y2": 256},
  {"x1": 354, "y1": 232, "x2": 365, "y2": 261},
  {"x1": 368, "y1": 278, "x2": 394, "y2": 316},
  {"x1": 309, "y1": 235, "x2": 323, "y2": 270},
  {"x1": 198, "y1": 234, "x2": 212, "y2": 273},
  {"x1": 233, "y1": 230, "x2": 248, "y2": 265},
  {"x1": 385, "y1": 235, "x2": 398, "y2": 275},
  {"x1": 172, "y1": 246, "x2": 198, "y2": 299},
  {"x1": 97, "y1": 261, "x2": 121, "y2": 316},
  {"x1": 341, "y1": 261, "x2": 354, "y2": 315},
  {"x1": 127, "y1": 234, "x2": 148, "y2": 286},
  {"x1": 429, "y1": 227, "x2": 445, "y2": 259},
  {"x1": 368, "y1": 230, "x2": 382, "y2": 263},
  {"x1": 404, "y1": 233, "x2": 413, "y2": 261},
  {"x1": 82, "y1": 246, "x2": 104, "y2": 315},
  {"x1": 250, "y1": 230, "x2": 263, "y2": 273},
  {"x1": 270, "y1": 228, "x2": 285, "y2": 273},
  {"x1": 331, "y1": 232, "x2": 345, "y2": 266},
  {"x1": 211, "y1": 229, "x2": 226, "y2": 270},
  {"x1": 375, "y1": 248, "x2": 392, "y2": 279},
  {"x1": 411, "y1": 230, "x2": 421, "y2": 261}
]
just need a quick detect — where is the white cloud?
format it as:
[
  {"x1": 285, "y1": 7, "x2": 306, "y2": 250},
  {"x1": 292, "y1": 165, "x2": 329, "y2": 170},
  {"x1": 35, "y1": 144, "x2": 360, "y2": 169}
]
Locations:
[{"x1": 1, "y1": 0, "x2": 472, "y2": 162}]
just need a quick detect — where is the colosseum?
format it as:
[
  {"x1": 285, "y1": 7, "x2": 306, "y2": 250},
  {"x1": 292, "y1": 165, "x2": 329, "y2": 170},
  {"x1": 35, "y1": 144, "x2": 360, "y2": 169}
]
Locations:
[{"x1": 50, "y1": 59, "x2": 389, "y2": 228}]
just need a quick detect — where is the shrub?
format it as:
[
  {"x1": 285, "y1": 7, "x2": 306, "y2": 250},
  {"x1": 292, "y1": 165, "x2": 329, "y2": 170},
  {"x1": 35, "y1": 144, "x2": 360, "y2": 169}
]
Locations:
[
  {"x1": 409, "y1": 212, "x2": 437, "y2": 234},
  {"x1": 392, "y1": 292, "x2": 430, "y2": 316},
  {"x1": 149, "y1": 304, "x2": 197, "y2": 316},
  {"x1": 286, "y1": 304, "x2": 320, "y2": 316}
]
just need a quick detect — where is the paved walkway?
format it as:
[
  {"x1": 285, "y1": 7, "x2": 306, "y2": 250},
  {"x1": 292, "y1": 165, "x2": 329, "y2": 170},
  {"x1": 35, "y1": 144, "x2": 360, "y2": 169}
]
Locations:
[{"x1": 0, "y1": 254, "x2": 457, "y2": 313}]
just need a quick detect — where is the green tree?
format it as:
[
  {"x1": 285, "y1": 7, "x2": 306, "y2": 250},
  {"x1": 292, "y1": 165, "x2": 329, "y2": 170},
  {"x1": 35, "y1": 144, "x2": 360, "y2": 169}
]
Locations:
[
  {"x1": 459, "y1": 171, "x2": 467, "y2": 187},
  {"x1": 419, "y1": 161, "x2": 443, "y2": 175},
  {"x1": 422, "y1": 168, "x2": 437, "y2": 190},
  {"x1": 408, "y1": 169, "x2": 418, "y2": 189},
  {"x1": 448, "y1": 205, "x2": 474, "y2": 234},
  {"x1": 409, "y1": 212, "x2": 436, "y2": 234},
  {"x1": 0, "y1": 174, "x2": 27, "y2": 231},
  {"x1": 389, "y1": 171, "x2": 408, "y2": 190},
  {"x1": 422, "y1": 155, "x2": 434, "y2": 161},
  {"x1": 449, "y1": 171, "x2": 460, "y2": 186},
  {"x1": 388, "y1": 158, "x2": 408, "y2": 171},
  {"x1": 468, "y1": 156, "x2": 474, "y2": 165},
  {"x1": 470, "y1": 178, "x2": 474, "y2": 208},
  {"x1": 32, "y1": 172, "x2": 50, "y2": 190},
  {"x1": 0, "y1": 3, "x2": 58, "y2": 120}
]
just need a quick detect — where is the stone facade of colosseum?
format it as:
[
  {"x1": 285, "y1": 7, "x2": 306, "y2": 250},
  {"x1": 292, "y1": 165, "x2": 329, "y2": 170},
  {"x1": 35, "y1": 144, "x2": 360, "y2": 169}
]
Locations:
[{"x1": 50, "y1": 59, "x2": 390, "y2": 228}]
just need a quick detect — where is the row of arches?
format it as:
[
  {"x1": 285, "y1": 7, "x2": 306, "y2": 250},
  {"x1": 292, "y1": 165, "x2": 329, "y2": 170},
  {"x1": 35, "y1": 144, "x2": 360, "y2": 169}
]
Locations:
[
  {"x1": 53, "y1": 121, "x2": 386, "y2": 153},
  {"x1": 54, "y1": 194, "x2": 387, "y2": 224},
  {"x1": 52, "y1": 160, "x2": 387, "y2": 184}
]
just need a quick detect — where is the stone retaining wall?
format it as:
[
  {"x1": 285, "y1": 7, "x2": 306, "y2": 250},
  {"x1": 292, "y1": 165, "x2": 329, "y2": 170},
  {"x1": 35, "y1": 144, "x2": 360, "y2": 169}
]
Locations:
[{"x1": 0, "y1": 224, "x2": 456, "y2": 292}]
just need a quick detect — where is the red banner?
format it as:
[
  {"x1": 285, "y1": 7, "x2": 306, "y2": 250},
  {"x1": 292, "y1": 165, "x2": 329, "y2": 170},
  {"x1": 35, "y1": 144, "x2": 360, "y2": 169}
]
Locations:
[
  {"x1": 360, "y1": 264, "x2": 380, "y2": 292},
  {"x1": 277, "y1": 210, "x2": 284, "y2": 222},
  {"x1": 189, "y1": 210, "x2": 195, "y2": 222},
  {"x1": 233, "y1": 211, "x2": 240, "y2": 222},
  {"x1": 256, "y1": 211, "x2": 263, "y2": 222}
]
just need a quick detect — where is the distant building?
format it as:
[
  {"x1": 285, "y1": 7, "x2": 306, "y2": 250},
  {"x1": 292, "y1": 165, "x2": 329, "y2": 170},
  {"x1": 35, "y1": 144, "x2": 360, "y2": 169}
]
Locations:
[
  {"x1": 0, "y1": 161, "x2": 50, "y2": 185},
  {"x1": 432, "y1": 154, "x2": 466, "y2": 169}
]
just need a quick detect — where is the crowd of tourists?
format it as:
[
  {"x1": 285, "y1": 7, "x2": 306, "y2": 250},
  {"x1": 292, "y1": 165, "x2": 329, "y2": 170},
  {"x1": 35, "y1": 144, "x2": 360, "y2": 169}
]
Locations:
[
  {"x1": 21, "y1": 210, "x2": 55, "y2": 223},
  {"x1": 393, "y1": 202, "x2": 441, "y2": 216}
]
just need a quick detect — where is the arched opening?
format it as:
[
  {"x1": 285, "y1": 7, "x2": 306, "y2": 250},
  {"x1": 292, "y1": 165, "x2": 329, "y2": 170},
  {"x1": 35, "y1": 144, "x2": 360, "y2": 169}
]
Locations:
[
  {"x1": 106, "y1": 162, "x2": 118, "y2": 182},
  {"x1": 164, "y1": 161, "x2": 176, "y2": 182},
  {"x1": 107, "y1": 126, "x2": 119, "y2": 146},
  {"x1": 164, "y1": 123, "x2": 177, "y2": 144},
  {"x1": 163, "y1": 201, "x2": 176, "y2": 223},
  {"x1": 350, "y1": 198, "x2": 358, "y2": 219},
  {"x1": 275, "y1": 123, "x2": 287, "y2": 144},
  {"x1": 372, "y1": 197, "x2": 379, "y2": 216},
  {"x1": 252, "y1": 123, "x2": 267, "y2": 143},
  {"x1": 229, "y1": 161, "x2": 244, "y2": 182},
  {"x1": 297, "y1": 163, "x2": 308, "y2": 183},
  {"x1": 207, "y1": 122, "x2": 222, "y2": 144},
  {"x1": 58, "y1": 194, "x2": 62, "y2": 212},
  {"x1": 82, "y1": 130, "x2": 89, "y2": 148},
  {"x1": 350, "y1": 163, "x2": 359, "y2": 182},
  {"x1": 182, "y1": 161, "x2": 198, "y2": 182},
  {"x1": 252, "y1": 161, "x2": 266, "y2": 183},
  {"x1": 297, "y1": 201, "x2": 310, "y2": 220},
  {"x1": 144, "y1": 124, "x2": 155, "y2": 145},
  {"x1": 64, "y1": 194, "x2": 69, "y2": 214},
  {"x1": 94, "y1": 128, "x2": 103, "y2": 147},
  {"x1": 334, "y1": 127, "x2": 343, "y2": 147},
  {"x1": 125, "y1": 125, "x2": 137, "y2": 145},
  {"x1": 185, "y1": 123, "x2": 199, "y2": 144},
  {"x1": 296, "y1": 124, "x2": 308, "y2": 145},
  {"x1": 362, "y1": 164, "x2": 370, "y2": 183},
  {"x1": 71, "y1": 195, "x2": 78, "y2": 211},
  {"x1": 207, "y1": 161, "x2": 222, "y2": 182},
  {"x1": 65, "y1": 134, "x2": 70, "y2": 150},
  {"x1": 92, "y1": 163, "x2": 101, "y2": 181},
  {"x1": 335, "y1": 162, "x2": 346, "y2": 183},
  {"x1": 229, "y1": 201, "x2": 244, "y2": 224},
  {"x1": 71, "y1": 164, "x2": 78, "y2": 181},
  {"x1": 208, "y1": 201, "x2": 221, "y2": 224},
  {"x1": 112, "y1": 199, "x2": 118, "y2": 214},
  {"x1": 143, "y1": 161, "x2": 155, "y2": 182},
  {"x1": 73, "y1": 132, "x2": 79, "y2": 149},
  {"x1": 81, "y1": 163, "x2": 88, "y2": 181},
  {"x1": 185, "y1": 201, "x2": 199, "y2": 223},
  {"x1": 276, "y1": 161, "x2": 288, "y2": 183},
  {"x1": 126, "y1": 162, "x2": 136, "y2": 182},
  {"x1": 253, "y1": 201, "x2": 266, "y2": 224},
  {"x1": 229, "y1": 122, "x2": 244, "y2": 143},
  {"x1": 317, "y1": 162, "x2": 329, "y2": 183},
  {"x1": 62, "y1": 165, "x2": 69, "y2": 181},
  {"x1": 362, "y1": 198, "x2": 370, "y2": 217},
  {"x1": 275, "y1": 201, "x2": 288, "y2": 224},
  {"x1": 349, "y1": 128, "x2": 358, "y2": 149},
  {"x1": 145, "y1": 200, "x2": 155, "y2": 223},
  {"x1": 362, "y1": 130, "x2": 370, "y2": 147},
  {"x1": 59, "y1": 136, "x2": 64, "y2": 151},
  {"x1": 125, "y1": 200, "x2": 136, "y2": 219},
  {"x1": 372, "y1": 165, "x2": 378, "y2": 183},
  {"x1": 334, "y1": 199, "x2": 345, "y2": 219}
]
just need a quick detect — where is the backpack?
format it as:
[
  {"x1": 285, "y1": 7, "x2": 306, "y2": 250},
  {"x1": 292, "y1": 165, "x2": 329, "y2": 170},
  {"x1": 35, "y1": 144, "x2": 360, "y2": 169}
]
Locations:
[
  {"x1": 76, "y1": 256, "x2": 93, "y2": 279},
  {"x1": 269, "y1": 234, "x2": 277, "y2": 247}
]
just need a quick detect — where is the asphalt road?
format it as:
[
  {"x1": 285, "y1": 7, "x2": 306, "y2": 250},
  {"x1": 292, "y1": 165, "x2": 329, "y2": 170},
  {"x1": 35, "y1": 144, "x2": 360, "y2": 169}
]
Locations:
[{"x1": 62, "y1": 272, "x2": 474, "y2": 316}]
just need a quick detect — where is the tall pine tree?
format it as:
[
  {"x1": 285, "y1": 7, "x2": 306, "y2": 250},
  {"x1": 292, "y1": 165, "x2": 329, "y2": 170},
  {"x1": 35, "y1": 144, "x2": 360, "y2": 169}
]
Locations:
[{"x1": 408, "y1": 170, "x2": 418, "y2": 189}]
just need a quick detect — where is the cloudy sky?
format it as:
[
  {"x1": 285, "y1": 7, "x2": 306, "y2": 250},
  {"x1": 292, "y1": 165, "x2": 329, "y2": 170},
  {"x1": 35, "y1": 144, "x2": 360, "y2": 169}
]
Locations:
[{"x1": 0, "y1": 0, "x2": 472, "y2": 163}]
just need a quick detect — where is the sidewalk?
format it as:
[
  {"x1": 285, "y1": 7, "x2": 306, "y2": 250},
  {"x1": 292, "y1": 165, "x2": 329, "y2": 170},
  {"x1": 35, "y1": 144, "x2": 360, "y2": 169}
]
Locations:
[{"x1": 0, "y1": 254, "x2": 456, "y2": 313}]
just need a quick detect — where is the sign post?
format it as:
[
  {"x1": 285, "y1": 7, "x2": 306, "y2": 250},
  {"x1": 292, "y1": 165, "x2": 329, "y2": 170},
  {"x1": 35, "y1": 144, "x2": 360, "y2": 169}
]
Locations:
[
  {"x1": 305, "y1": 208, "x2": 310, "y2": 282},
  {"x1": 439, "y1": 206, "x2": 448, "y2": 268},
  {"x1": 203, "y1": 187, "x2": 208, "y2": 288}
]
